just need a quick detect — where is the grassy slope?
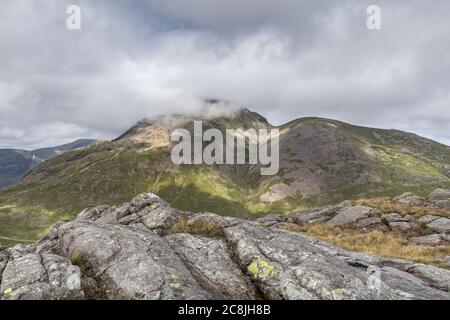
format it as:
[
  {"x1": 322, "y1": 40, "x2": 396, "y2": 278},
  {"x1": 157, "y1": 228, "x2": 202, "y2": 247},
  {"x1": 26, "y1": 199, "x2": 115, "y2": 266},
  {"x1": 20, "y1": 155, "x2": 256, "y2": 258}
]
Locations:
[{"x1": 1, "y1": 118, "x2": 450, "y2": 244}]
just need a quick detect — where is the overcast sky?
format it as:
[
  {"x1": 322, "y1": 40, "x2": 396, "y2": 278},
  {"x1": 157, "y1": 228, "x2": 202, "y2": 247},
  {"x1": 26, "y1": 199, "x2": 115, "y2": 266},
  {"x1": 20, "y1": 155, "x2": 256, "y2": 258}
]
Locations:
[{"x1": 1, "y1": 0, "x2": 449, "y2": 149}]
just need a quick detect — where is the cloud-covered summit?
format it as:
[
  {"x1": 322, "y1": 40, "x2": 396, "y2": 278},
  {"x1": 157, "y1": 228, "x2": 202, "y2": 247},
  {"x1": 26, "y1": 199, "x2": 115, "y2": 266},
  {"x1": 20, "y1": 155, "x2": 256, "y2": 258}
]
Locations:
[{"x1": 1, "y1": 0, "x2": 449, "y2": 149}]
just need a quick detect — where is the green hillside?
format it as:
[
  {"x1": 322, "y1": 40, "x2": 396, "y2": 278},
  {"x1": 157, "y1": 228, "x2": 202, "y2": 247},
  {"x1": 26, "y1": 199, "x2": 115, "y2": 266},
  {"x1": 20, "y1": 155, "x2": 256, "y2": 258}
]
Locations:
[{"x1": 1, "y1": 111, "x2": 449, "y2": 244}]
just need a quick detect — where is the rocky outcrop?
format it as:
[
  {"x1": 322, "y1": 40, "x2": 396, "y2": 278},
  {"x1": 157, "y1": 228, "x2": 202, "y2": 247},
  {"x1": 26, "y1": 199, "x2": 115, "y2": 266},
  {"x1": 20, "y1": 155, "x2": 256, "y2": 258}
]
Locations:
[
  {"x1": 327, "y1": 206, "x2": 379, "y2": 227},
  {"x1": 166, "y1": 233, "x2": 254, "y2": 299},
  {"x1": 1, "y1": 193, "x2": 449, "y2": 300},
  {"x1": 0, "y1": 246, "x2": 83, "y2": 300},
  {"x1": 394, "y1": 190, "x2": 450, "y2": 209}
]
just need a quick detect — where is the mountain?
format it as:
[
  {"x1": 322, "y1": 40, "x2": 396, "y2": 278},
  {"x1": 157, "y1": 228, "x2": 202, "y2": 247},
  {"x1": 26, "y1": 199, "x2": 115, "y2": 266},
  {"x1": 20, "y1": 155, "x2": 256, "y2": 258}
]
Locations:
[
  {"x1": 0, "y1": 107, "x2": 449, "y2": 241},
  {"x1": 1, "y1": 192, "x2": 449, "y2": 300},
  {"x1": 0, "y1": 139, "x2": 96, "y2": 188}
]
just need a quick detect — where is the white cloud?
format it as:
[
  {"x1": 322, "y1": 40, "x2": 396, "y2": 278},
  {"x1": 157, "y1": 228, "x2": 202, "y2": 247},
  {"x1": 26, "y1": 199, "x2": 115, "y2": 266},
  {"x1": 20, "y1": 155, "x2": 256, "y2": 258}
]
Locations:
[{"x1": 0, "y1": 0, "x2": 449, "y2": 148}]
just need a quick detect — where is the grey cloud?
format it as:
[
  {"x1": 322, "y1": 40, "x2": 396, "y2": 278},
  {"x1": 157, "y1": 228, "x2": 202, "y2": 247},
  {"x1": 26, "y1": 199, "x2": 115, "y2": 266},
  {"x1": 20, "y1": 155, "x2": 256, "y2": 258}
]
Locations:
[{"x1": 0, "y1": 0, "x2": 449, "y2": 149}]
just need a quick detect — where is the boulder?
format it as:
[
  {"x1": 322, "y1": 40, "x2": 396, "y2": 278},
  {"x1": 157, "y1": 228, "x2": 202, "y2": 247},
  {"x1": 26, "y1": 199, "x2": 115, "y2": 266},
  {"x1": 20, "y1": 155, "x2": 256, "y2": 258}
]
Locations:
[
  {"x1": 409, "y1": 234, "x2": 447, "y2": 246},
  {"x1": 0, "y1": 249, "x2": 8, "y2": 279},
  {"x1": 130, "y1": 192, "x2": 162, "y2": 211},
  {"x1": 426, "y1": 217, "x2": 450, "y2": 234},
  {"x1": 428, "y1": 189, "x2": 450, "y2": 200},
  {"x1": 76, "y1": 193, "x2": 183, "y2": 234},
  {"x1": 57, "y1": 221, "x2": 211, "y2": 300},
  {"x1": 388, "y1": 222, "x2": 412, "y2": 231},
  {"x1": 419, "y1": 215, "x2": 441, "y2": 224},
  {"x1": 76, "y1": 205, "x2": 111, "y2": 222},
  {"x1": 405, "y1": 264, "x2": 450, "y2": 291},
  {"x1": 433, "y1": 200, "x2": 450, "y2": 209},
  {"x1": 224, "y1": 222, "x2": 449, "y2": 299},
  {"x1": 0, "y1": 252, "x2": 83, "y2": 300},
  {"x1": 165, "y1": 233, "x2": 255, "y2": 299},
  {"x1": 383, "y1": 213, "x2": 412, "y2": 223},
  {"x1": 327, "y1": 206, "x2": 378, "y2": 227},
  {"x1": 290, "y1": 205, "x2": 342, "y2": 225},
  {"x1": 94, "y1": 204, "x2": 131, "y2": 224},
  {"x1": 253, "y1": 214, "x2": 284, "y2": 227},
  {"x1": 394, "y1": 193, "x2": 425, "y2": 206},
  {"x1": 356, "y1": 217, "x2": 384, "y2": 228},
  {"x1": 139, "y1": 202, "x2": 182, "y2": 233}
]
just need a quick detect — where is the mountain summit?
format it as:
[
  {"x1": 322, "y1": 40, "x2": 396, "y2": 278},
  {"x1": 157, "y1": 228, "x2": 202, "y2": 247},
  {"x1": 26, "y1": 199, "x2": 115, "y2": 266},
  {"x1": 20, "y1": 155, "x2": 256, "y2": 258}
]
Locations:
[{"x1": 0, "y1": 109, "x2": 449, "y2": 241}]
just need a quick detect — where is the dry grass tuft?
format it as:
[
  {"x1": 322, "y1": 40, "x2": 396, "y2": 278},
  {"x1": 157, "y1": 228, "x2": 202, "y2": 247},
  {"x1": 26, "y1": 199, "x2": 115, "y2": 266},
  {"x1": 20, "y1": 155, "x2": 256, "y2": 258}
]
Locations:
[
  {"x1": 279, "y1": 223, "x2": 450, "y2": 269},
  {"x1": 169, "y1": 217, "x2": 189, "y2": 234},
  {"x1": 69, "y1": 248, "x2": 83, "y2": 265},
  {"x1": 355, "y1": 197, "x2": 449, "y2": 218}
]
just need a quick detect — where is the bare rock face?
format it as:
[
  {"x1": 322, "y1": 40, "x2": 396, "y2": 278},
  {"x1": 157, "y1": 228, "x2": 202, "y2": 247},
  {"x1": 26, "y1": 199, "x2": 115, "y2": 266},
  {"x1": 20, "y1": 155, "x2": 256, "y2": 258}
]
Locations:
[
  {"x1": 76, "y1": 193, "x2": 184, "y2": 234},
  {"x1": 0, "y1": 248, "x2": 83, "y2": 300},
  {"x1": 225, "y1": 223, "x2": 377, "y2": 299},
  {"x1": 388, "y1": 222, "x2": 412, "y2": 231},
  {"x1": 394, "y1": 193, "x2": 426, "y2": 206},
  {"x1": 165, "y1": 233, "x2": 255, "y2": 299},
  {"x1": 57, "y1": 222, "x2": 211, "y2": 300},
  {"x1": 410, "y1": 234, "x2": 449, "y2": 246},
  {"x1": 356, "y1": 217, "x2": 384, "y2": 228},
  {"x1": 290, "y1": 205, "x2": 343, "y2": 225},
  {"x1": 327, "y1": 206, "x2": 379, "y2": 227},
  {"x1": 419, "y1": 215, "x2": 441, "y2": 224},
  {"x1": 429, "y1": 189, "x2": 450, "y2": 200},
  {"x1": 439, "y1": 256, "x2": 450, "y2": 267},
  {"x1": 426, "y1": 218, "x2": 450, "y2": 234},
  {"x1": 384, "y1": 213, "x2": 412, "y2": 223},
  {"x1": 224, "y1": 223, "x2": 449, "y2": 300},
  {"x1": 1, "y1": 193, "x2": 449, "y2": 300}
]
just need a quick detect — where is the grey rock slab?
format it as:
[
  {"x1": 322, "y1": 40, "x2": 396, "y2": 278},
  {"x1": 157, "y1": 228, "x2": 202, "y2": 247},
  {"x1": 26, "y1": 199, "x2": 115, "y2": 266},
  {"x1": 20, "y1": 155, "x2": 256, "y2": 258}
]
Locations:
[
  {"x1": 394, "y1": 193, "x2": 426, "y2": 206},
  {"x1": 433, "y1": 200, "x2": 450, "y2": 209},
  {"x1": 327, "y1": 206, "x2": 378, "y2": 227},
  {"x1": 428, "y1": 189, "x2": 450, "y2": 200},
  {"x1": 356, "y1": 217, "x2": 383, "y2": 228},
  {"x1": 0, "y1": 252, "x2": 83, "y2": 300},
  {"x1": 94, "y1": 204, "x2": 131, "y2": 225},
  {"x1": 406, "y1": 264, "x2": 450, "y2": 292},
  {"x1": 388, "y1": 222, "x2": 412, "y2": 231},
  {"x1": 130, "y1": 192, "x2": 164, "y2": 212},
  {"x1": 76, "y1": 205, "x2": 111, "y2": 222},
  {"x1": 57, "y1": 221, "x2": 211, "y2": 300},
  {"x1": 225, "y1": 222, "x2": 450, "y2": 300},
  {"x1": 409, "y1": 234, "x2": 445, "y2": 246},
  {"x1": 290, "y1": 205, "x2": 342, "y2": 225},
  {"x1": 166, "y1": 233, "x2": 255, "y2": 299},
  {"x1": 0, "y1": 249, "x2": 8, "y2": 281},
  {"x1": 285, "y1": 231, "x2": 450, "y2": 299},
  {"x1": 1, "y1": 253, "x2": 47, "y2": 292},
  {"x1": 426, "y1": 217, "x2": 450, "y2": 233},
  {"x1": 253, "y1": 214, "x2": 284, "y2": 227},
  {"x1": 225, "y1": 223, "x2": 391, "y2": 300},
  {"x1": 419, "y1": 215, "x2": 441, "y2": 224},
  {"x1": 384, "y1": 213, "x2": 412, "y2": 223},
  {"x1": 139, "y1": 202, "x2": 182, "y2": 233}
]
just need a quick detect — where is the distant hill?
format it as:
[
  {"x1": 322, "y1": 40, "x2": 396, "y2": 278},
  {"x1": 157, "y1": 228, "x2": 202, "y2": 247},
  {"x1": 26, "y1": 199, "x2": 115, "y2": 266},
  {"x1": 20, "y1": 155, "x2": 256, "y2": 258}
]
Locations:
[
  {"x1": 0, "y1": 139, "x2": 96, "y2": 188},
  {"x1": 0, "y1": 107, "x2": 449, "y2": 241}
]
